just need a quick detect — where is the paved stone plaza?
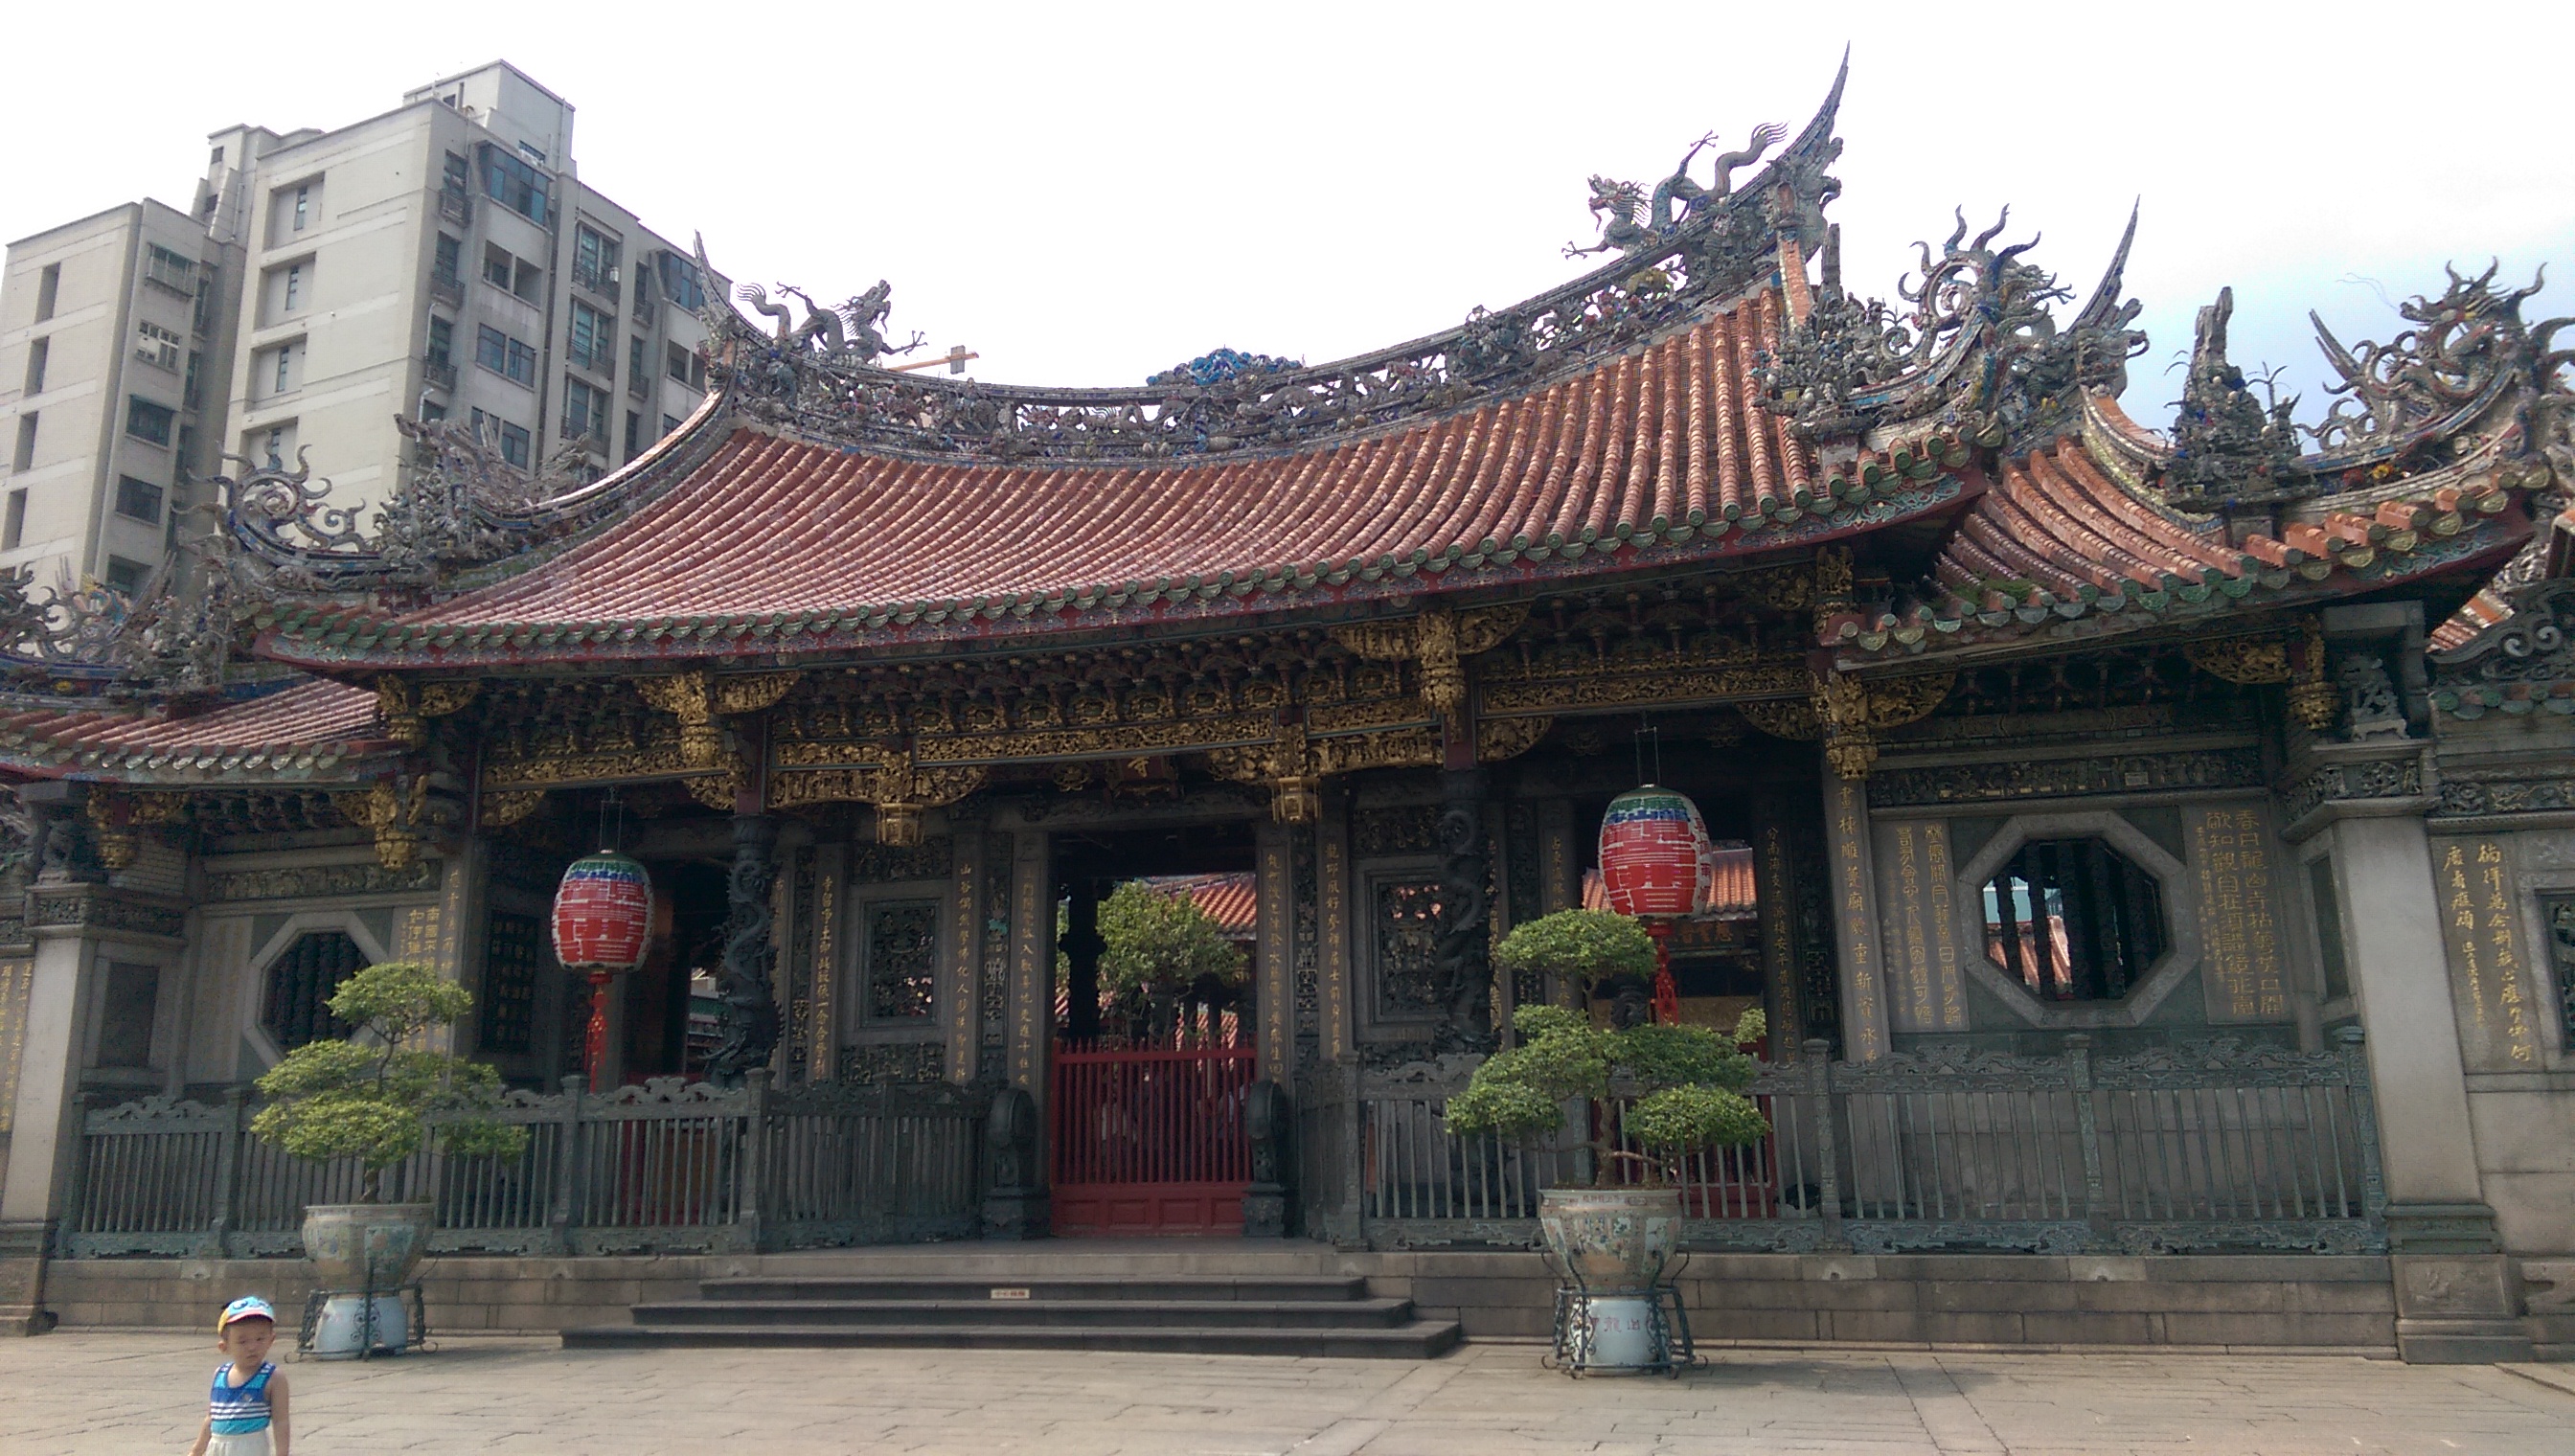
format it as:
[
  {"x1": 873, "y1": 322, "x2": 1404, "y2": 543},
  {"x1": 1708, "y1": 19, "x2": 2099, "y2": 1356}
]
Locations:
[{"x1": 5, "y1": 1332, "x2": 2572, "y2": 1455}]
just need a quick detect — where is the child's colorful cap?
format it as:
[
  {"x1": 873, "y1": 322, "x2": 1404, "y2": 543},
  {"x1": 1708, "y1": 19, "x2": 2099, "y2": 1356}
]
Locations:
[{"x1": 217, "y1": 1296, "x2": 275, "y2": 1331}]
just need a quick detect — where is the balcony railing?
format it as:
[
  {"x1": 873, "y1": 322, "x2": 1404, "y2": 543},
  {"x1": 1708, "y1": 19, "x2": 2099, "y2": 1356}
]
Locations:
[
  {"x1": 631, "y1": 290, "x2": 658, "y2": 330},
  {"x1": 422, "y1": 356, "x2": 458, "y2": 394},
  {"x1": 573, "y1": 263, "x2": 620, "y2": 305},
  {"x1": 438, "y1": 188, "x2": 472, "y2": 226},
  {"x1": 428, "y1": 272, "x2": 465, "y2": 310},
  {"x1": 627, "y1": 370, "x2": 649, "y2": 401}
]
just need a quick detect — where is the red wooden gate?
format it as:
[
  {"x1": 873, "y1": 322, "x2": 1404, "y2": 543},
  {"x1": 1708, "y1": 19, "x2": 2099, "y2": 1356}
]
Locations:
[{"x1": 1050, "y1": 1044, "x2": 1256, "y2": 1235}]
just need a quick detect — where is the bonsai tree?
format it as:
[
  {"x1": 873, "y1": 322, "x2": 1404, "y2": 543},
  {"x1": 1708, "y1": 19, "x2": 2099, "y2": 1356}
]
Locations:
[
  {"x1": 1449, "y1": 909, "x2": 1768, "y2": 1183},
  {"x1": 1493, "y1": 907, "x2": 1659, "y2": 993},
  {"x1": 252, "y1": 961, "x2": 527, "y2": 1202}
]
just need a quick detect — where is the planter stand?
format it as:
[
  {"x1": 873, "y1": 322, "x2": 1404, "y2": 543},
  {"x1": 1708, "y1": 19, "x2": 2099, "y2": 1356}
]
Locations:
[
  {"x1": 1542, "y1": 1248, "x2": 1698, "y2": 1377},
  {"x1": 295, "y1": 1284, "x2": 429, "y2": 1360}
]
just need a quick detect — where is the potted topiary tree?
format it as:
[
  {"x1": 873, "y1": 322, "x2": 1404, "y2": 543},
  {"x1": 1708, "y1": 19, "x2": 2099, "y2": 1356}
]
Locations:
[
  {"x1": 252, "y1": 960, "x2": 525, "y2": 1354},
  {"x1": 1447, "y1": 909, "x2": 1767, "y2": 1369}
]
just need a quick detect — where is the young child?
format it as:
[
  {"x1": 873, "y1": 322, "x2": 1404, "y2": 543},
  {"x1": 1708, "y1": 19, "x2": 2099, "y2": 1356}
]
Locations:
[{"x1": 187, "y1": 1296, "x2": 290, "y2": 1456}]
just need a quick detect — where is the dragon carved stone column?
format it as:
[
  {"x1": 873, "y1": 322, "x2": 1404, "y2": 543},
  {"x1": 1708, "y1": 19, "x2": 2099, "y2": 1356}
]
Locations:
[
  {"x1": 704, "y1": 812, "x2": 783, "y2": 1084},
  {"x1": 1432, "y1": 767, "x2": 1495, "y2": 1049}
]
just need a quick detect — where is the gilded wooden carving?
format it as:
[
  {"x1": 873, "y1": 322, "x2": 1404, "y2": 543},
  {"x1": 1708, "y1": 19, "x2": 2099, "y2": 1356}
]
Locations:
[
  {"x1": 417, "y1": 680, "x2": 482, "y2": 717},
  {"x1": 2184, "y1": 634, "x2": 2294, "y2": 685},
  {"x1": 634, "y1": 670, "x2": 720, "y2": 767},
  {"x1": 479, "y1": 788, "x2": 546, "y2": 828},
  {"x1": 376, "y1": 674, "x2": 424, "y2": 749},
  {"x1": 1475, "y1": 715, "x2": 1554, "y2": 762}
]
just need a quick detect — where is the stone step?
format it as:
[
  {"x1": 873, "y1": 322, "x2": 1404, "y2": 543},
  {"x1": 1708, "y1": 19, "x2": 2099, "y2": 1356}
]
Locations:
[
  {"x1": 633, "y1": 1296, "x2": 1418, "y2": 1331},
  {"x1": 562, "y1": 1319, "x2": 1465, "y2": 1358},
  {"x1": 696, "y1": 1275, "x2": 1373, "y2": 1305}
]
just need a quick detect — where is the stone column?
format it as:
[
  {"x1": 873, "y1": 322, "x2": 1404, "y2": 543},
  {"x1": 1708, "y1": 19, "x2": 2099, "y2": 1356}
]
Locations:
[
  {"x1": 2314, "y1": 802, "x2": 2534, "y2": 1361},
  {"x1": 986, "y1": 829, "x2": 1054, "y2": 1238},
  {"x1": 1821, "y1": 772, "x2": 1890, "y2": 1061},
  {"x1": 1433, "y1": 767, "x2": 1494, "y2": 1046},
  {"x1": 1254, "y1": 820, "x2": 1294, "y2": 1079},
  {"x1": 1, "y1": 882, "x2": 186, "y2": 1334},
  {"x1": 703, "y1": 813, "x2": 782, "y2": 1085},
  {"x1": 1316, "y1": 789, "x2": 1354, "y2": 1061}
]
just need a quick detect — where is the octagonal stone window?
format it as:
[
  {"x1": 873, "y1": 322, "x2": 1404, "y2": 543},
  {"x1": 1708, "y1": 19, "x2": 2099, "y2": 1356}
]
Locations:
[
  {"x1": 263, "y1": 929, "x2": 370, "y2": 1051},
  {"x1": 1978, "y1": 838, "x2": 2168, "y2": 1004}
]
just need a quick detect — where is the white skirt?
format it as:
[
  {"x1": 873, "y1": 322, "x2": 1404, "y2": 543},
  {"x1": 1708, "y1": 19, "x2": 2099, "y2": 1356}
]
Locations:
[{"x1": 208, "y1": 1428, "x2": 272, "y2": 1456}]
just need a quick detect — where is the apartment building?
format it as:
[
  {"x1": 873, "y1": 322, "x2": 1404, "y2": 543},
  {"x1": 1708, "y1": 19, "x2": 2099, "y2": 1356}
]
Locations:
[
  {"x1": 0, "y1": 200, "x2": 239, "y2": 594},
  {"x1": 0, "y1": 61, "x2": 721, "y2": 594}
]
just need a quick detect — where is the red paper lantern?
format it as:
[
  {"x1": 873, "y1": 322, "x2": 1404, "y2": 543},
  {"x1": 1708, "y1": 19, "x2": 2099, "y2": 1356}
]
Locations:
[
  {"x1": 553, "y1": 852, "x2": 652, "y2": 1088},
  {"x1": 1598, "y1": 785, "x2": 1716, "y2": 1024}
]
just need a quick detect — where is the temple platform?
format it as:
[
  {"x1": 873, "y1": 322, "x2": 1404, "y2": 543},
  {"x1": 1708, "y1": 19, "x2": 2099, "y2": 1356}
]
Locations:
[{"x1": 33, "y1": 1241, "x2": 2513, "y2": 1358}]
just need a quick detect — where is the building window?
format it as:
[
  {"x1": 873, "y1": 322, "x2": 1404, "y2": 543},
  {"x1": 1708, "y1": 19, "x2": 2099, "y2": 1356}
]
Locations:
[
  {"x1": 104, "y1": 556, "x2": 148, "y2": 594},
  {"x1": 477, "y1": 144, "x2": 551, "y2": 224},
  {"x1": 134, "y1": 320, "x2": 182, "y2": 372},
  {"x1": 22, "y1": 338, "x2": 46, "y2": 396},
  {"x1": 624, "y1": 409, "x2": 643, "y2": 457},
  {"x1": 4, "y1": 489, "x2": 24, "y2": 549},
  {"x1": 627, "y1": 334, "x2": 647, "y2": 382},
  {"x1": 426, "y1": 316, "x2": 454, "y2": 369},
  {"x1": 96, "y1": 962, "x2": 161, "y2": 1070},
  {"x1": 11, "y1": 414, "x2": 34, "y2": 471},
  {"x1": 665, "y1": 341, "x2": 705, "y2": 391},
  {"x1": 655, "y1": 252, "x2": 706, "y2": 310},
  {"x1": 292, "y1": 183, "x2": 310, "y2": 232},
  {"x1": 862, "y1": 899, "x2": 939, "y2": 1022},
  {"x1": 183, "y1": 351, "x2": 203, "y2": 411},
  {"x1": 573, "y1": 225, "x2": 620, "y2": 298},
  {"x1": 433, "y1": 233, "x2": 462, "y2": 285},
  {"x1": 34, "y1": 263, "x2": 59, "y2": 322},
  {"x1": 257, "y1": 425, "x2": 288, "y2": 466},
  {"x1": 568, "y1": 301, "x2": 612, "y2": 374},
  {"x1": 114, "y1": 475, "x2": 163, "y2": 524},
  {"x1": 662, "y1": 413, "x2": 680, "y2": 435},
  {"x1": 482, "y1": 243, "x2": 513, "y2": 290},
  {"x1": 264, "y1": 341, "x2": 298, "y2": 396},
  {"x1": 478, "y1": 912, "x2": 545, "y2": 1056},
  {"x1": 475, "y1": 325, "x2": 536, "y2": 387},
  {"x1": 192, "y1": 271, "x2": 220, "y2": 335},
  {"x1": 263, "y1": 930, "x2": 368, "y2": 1052},
  {"x1": 500, "y1": 421, "x2": 530, "y2": 468},
  {"x1": 285, "y1": 262, "x2": 303, "y2": 311},
  {"x1": 563, "y1": 377, "x2": 607, "y2": 444},
  {"x1": 442, "y1": 150, "x2": 469, "y2": 193},
  {"x1": 1369, "y1": 878, "x2": 1446, "y2": 1020},
  {"x1": 143, "y1": 244, "x2": 196, "y2": 295},
  {"x1": 1980, "y1": 838, "x2": 2168, "y2": 1003},
  {"x1": 125, "y1": 397, "x2": 174, "y2": 447}
]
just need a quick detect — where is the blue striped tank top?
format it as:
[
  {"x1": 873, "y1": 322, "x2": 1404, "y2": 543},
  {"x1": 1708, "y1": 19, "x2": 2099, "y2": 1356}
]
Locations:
[{"x1": 209, "y1": 1361, "x2": 275, "y2": 1435}]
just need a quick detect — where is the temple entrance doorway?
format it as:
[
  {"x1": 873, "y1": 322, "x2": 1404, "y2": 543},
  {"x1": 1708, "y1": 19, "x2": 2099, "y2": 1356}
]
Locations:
[{"x1": 1048, "y1": 819, "x2": 1260, "y2": 1236}]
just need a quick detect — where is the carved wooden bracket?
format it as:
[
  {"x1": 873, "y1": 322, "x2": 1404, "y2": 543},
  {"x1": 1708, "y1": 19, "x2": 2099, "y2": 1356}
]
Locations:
[
  {"x1": 1328, "y1": 603, "x2": 1528, "y2": 717},
  {"x1": 635, "y1": 670, "x2": 803, "y2": 768},
  {"x1": 763, "y1": 740, "x2": 986, "y2": 844},
  {"x1": 376, "y1": 674, "x2": 424, "y2": 749},
  {"x1": 333, "y1": 777, "x2": 431, "y2": 870},
  {"x1": 1802, "y1": 669, "x2": 1955, "y2": 780},
  {"x1": 479, "y1": 787, "x2": 546, "y2": 828}
]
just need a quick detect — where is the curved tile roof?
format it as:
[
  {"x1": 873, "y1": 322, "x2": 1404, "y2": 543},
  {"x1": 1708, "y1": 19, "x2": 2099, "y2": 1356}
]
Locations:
[
  {"x1": 255, "y1": 295, "x2": 1978, "y2": 670},
  {"x1": 0, "y1": 679, "x2": 388, "y2": 782}
]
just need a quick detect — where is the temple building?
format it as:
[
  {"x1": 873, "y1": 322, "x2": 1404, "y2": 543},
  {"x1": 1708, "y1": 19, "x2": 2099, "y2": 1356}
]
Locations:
[{"x1": 0, "y1": 65, "x2": 2566, "y2": 1362}]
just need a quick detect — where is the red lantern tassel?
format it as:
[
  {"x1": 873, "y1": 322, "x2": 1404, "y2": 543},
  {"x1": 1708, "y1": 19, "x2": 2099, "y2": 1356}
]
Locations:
[{"x1": 1650, "y1": 923, "x2": 1679, "y2": 1026}]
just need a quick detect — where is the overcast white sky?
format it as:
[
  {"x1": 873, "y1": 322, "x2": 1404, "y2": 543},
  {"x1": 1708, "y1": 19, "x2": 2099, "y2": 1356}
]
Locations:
[{"x1": 10, "y1": 1, "x2": 2570, "y2": 429}]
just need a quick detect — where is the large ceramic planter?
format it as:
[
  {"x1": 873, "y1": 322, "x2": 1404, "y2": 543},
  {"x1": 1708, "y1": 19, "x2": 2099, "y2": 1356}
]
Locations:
[
  {"x1": 299, "y1": 1202, "x2": 433, "y2": 1290},
  {"x1": 1538, "y1": 1185, "x2": 1681, "y2": 1293},
  {"x1": 1540, "y1": 1186, "x2": 1683, "y2": 1373}
]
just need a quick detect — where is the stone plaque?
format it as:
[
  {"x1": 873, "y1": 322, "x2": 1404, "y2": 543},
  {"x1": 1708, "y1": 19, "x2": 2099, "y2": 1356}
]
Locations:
[
  {"x1": 1876, "y1": 819, "x2": 1967, "y2": 1033},
  {"x1": 2188, "y1": 805, "x2": 2288, "y2": 1022},
  {"x1": 0, "y1": 957, "x2": 29, "y2": 1134},
  {"x1": 2431, "y1": 836, "x2": 2543, "y2": 1068}
]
